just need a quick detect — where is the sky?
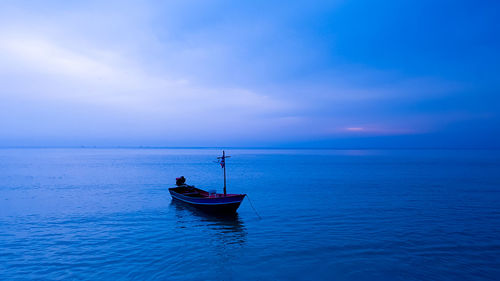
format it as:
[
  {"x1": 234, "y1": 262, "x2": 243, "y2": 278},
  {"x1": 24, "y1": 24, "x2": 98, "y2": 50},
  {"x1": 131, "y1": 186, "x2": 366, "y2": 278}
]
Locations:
[{"x1": 0, "y1": 0, "x2": 499, "y2": 148}]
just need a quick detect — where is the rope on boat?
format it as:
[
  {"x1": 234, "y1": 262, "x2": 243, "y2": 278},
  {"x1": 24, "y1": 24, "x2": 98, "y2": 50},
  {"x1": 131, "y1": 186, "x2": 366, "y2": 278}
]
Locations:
[{"x1": 246, "y1": 194, "x2": 262, "y2": 219}]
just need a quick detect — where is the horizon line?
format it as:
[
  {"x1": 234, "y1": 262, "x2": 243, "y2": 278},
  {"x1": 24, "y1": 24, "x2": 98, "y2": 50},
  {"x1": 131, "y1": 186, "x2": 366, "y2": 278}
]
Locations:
[{"x1": 0, "y1": 145, "x2": 499, "y2": 151}]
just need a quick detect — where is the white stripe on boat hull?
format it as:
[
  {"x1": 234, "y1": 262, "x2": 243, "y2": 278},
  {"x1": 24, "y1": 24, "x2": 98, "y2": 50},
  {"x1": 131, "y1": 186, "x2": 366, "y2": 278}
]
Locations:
[{"x1": 170, "y1": 193, "x2": 243, "y2": 205}]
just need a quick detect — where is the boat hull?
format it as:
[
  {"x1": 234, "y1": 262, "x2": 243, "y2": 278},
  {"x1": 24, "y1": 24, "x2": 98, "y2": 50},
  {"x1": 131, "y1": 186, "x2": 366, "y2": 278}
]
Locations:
[{"x1": 169, "y1": 188, "x2": 245, "y2": 214}]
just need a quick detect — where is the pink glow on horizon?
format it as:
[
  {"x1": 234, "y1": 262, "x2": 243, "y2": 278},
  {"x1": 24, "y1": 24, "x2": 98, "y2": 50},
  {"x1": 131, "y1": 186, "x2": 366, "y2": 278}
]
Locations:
[{"x1": 339, "y1": 126, "x2": 418, "y2": 135}]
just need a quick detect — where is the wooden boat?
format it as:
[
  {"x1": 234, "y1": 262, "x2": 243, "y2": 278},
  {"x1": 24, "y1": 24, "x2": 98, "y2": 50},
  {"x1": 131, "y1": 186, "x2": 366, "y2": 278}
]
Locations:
[
  {"x1": 169, "y1": 151, "x2": 246, "y2": 214},
  {"x1": 169, "y1": 185, "x2": 246, "y2": 213}
]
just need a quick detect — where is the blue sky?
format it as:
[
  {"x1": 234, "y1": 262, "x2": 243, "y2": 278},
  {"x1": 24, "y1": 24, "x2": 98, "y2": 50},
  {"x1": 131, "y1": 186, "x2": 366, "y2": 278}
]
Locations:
[{"x1": 0, "y1": 0, "x2": 499, "y2": 148}]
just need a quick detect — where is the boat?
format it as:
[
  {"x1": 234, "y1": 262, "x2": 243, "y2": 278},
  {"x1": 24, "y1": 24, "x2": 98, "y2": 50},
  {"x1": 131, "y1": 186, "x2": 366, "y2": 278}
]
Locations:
[{"x1": 169, "y1": 151, "x2": 246, "y2": 214}]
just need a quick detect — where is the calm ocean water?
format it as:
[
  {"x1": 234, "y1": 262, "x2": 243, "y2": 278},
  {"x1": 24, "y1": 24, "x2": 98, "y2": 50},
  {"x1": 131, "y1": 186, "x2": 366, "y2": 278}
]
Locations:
[{"x1": 1, "y1": 148, "x2": 499, "y2": 280}]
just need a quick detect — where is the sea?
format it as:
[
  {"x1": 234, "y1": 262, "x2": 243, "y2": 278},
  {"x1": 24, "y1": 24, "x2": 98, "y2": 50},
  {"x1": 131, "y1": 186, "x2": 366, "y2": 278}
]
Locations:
[{"x1": 1, "y1": 148, "x2": 499, "y2": 280}]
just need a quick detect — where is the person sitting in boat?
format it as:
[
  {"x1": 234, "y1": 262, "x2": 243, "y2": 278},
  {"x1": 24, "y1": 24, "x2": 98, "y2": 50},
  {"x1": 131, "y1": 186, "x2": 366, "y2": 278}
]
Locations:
[{"x1": 176, "y1": 176, "x2": 186, "y2": 186}]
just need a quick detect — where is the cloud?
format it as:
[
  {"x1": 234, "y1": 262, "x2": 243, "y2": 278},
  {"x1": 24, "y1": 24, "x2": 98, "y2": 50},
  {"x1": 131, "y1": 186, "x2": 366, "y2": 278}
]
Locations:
[
  {"x1": 0, "y1": 0, "x2": 497, "y2": 147},
  {"x1": 0, "y1": 27, "x2": 295, "y2": 144}
]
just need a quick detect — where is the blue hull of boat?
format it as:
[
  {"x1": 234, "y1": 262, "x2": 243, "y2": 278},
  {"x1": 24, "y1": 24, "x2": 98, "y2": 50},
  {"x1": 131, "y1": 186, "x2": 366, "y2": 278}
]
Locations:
[{"x1": 169, "y1": 188, "x2": 245, "y2": 214}]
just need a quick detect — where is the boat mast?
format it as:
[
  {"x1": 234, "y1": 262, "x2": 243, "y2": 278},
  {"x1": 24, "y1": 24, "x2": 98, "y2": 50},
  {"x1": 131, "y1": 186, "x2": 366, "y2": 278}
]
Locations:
[
  {"x1": 223, "y1": 150, "x2": 227, "y2": 196},
  {"x1": 218, "y1": 150, "x2": 231, "y2": 196}
]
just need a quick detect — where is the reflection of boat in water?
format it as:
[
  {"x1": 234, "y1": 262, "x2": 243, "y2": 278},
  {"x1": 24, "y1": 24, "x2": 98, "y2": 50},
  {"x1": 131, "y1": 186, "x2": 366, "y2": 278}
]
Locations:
[
  {"x1": 170, "y1": 199, "x2": 247, "y2": 245},
  {"x1": 169, "y1": 151, "x2": 246, "y2": 214}
]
